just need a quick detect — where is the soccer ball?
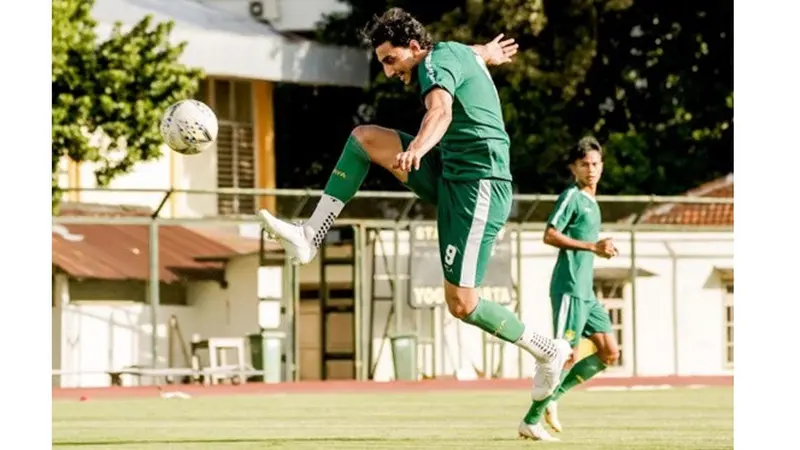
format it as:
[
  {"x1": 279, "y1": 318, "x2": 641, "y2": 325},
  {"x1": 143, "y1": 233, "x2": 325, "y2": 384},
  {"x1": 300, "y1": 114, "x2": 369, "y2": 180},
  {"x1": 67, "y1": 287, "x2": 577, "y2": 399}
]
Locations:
[{"x1": 159, "y1": 99, "x2": 219, "y2": 155}]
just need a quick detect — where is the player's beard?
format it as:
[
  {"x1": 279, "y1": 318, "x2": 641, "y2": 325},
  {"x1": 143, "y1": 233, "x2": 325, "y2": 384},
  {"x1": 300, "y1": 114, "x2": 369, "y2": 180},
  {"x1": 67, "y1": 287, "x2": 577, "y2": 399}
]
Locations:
[{"x1": 407, "y1": 65, "x2": 420, "y2": 86}]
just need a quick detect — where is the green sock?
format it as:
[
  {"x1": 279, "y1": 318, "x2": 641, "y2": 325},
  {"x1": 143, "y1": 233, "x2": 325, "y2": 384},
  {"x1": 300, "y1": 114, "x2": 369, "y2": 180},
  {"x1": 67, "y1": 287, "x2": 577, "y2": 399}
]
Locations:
[
  {"x1": 523, "y1": 353, "x2": 607, "y2": 425},
  {"x1": 323, "y1": 135, "x2": 371, "y2": 203},
  {"x1": 462, "y1": 298, "x2": 525, "y2": 343},
  {"x1": 523, "y1": 395, "x2": 553, "y2": 425},
  {"x1": 551, "y1": 353, "x2": 606, "y2": 401}
]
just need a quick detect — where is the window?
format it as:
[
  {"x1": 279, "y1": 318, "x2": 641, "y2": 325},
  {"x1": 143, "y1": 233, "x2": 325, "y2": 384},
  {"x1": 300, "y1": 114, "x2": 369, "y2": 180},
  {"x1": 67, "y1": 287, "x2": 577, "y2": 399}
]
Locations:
[
  {"x1": 594, "y1": 279, "x2": 625, "y2": 367},
  {"x1": 724, "y1": 281, "x2": 734, "y2": 367},
  {"x1": 196, "y1": 78, "x2": 256, "y2": 215},
  {"x1": 216, "y1": 122, "x2": 255, "y2": 215}
]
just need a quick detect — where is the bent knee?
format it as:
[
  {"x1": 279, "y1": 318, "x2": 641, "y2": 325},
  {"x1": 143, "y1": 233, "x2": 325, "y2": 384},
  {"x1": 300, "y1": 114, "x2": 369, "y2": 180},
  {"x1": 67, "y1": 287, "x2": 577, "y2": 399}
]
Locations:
[
  {"x1": 445, "y1": 290, "x2": 477, "y2": 320},
  {"x1": 350, "y1": 125, "x2": 402, "y2": 168},
  {"x1": 447, "y1": 300, "x2": 472, "y2": 319},
  {"x1": 600, "y1": 348, "x2": 620, "y2": 366},
  {"x1": 351, "y1": 125, "x2": 377, "y2": 146},
  {"x1": 351, "y1": 125, "x2": 393, "y2": 152}
]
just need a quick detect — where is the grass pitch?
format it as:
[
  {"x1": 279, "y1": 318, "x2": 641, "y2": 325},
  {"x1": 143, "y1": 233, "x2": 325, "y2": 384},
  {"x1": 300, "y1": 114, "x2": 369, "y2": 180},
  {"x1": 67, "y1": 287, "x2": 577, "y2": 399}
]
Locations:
[{"x1": 53, "y1": 386, "x2": 732, "y2": 449}]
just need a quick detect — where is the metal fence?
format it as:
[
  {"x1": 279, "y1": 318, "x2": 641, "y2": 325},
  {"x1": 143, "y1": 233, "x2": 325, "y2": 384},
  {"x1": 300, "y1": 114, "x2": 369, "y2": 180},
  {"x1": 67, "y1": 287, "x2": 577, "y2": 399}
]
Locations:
[{"x1": 52, "y1": 187, "x2": 733, "y2": 383}]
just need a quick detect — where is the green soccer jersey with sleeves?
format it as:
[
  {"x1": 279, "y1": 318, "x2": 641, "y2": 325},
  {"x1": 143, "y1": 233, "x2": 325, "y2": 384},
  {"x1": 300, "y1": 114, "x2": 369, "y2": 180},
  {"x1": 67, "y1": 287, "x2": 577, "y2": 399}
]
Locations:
[
  {"x1": 416, "y1": 41, "x2": 512, "y2": 182},
  {"x1": 547, "y1": 185, "x2": 602, "y2": 299}
]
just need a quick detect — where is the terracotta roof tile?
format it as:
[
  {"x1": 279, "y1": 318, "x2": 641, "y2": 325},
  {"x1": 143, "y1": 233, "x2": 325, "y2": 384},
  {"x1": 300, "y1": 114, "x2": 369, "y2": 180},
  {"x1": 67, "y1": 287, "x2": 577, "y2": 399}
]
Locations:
[
  {"x1": 52, "y1": 203, "x2": 265, "y2": 282},
  {"x1": 52, "y1": 224, "x2": 243, "y2": 283},
  {"x1": 636, "y1": 174, "x2": 733, "y2": 225}
]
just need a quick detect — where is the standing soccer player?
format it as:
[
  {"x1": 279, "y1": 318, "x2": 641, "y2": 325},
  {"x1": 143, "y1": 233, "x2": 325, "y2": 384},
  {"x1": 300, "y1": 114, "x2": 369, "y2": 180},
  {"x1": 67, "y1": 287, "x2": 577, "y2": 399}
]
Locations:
[
  {"x1": 257, "y1": 8, "x2": 572, "y2": 396},
  {"x1": 517, "y1": 137, "x2": 621, "y2": 441}
]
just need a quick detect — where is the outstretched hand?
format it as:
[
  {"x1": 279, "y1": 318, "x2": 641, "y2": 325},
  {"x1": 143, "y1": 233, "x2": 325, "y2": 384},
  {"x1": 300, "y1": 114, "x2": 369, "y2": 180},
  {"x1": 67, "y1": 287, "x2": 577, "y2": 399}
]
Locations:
[
  {"x1": 483, "y1": 34, "x2": 519, "y2": 66},
  {"x1": 393, "y1": 150, "x2": 423, "y2": 172}
]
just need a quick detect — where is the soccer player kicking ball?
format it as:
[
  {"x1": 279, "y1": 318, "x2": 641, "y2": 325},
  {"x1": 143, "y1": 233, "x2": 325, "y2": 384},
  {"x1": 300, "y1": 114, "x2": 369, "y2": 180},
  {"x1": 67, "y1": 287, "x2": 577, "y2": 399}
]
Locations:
[
  {"x1": 517, "y1": 137, "x2": 621, "y2": 441},
  {"x1": 257, "y1": 8, "x2": 572, "y2": 399}
]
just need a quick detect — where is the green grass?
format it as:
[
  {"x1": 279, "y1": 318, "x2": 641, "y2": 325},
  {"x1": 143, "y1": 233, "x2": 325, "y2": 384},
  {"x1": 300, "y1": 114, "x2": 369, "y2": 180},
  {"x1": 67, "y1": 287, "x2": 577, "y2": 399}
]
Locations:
[{"x1": 53, "y1": 387, "x2": 732, "y2": 449}]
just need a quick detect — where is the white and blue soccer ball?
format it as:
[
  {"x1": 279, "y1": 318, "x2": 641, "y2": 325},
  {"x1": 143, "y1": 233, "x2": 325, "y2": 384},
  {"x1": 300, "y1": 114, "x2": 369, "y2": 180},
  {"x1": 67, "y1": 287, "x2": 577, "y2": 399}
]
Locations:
[{"x1": 159, "y1": 99, "x2": 219, "y2": 155}]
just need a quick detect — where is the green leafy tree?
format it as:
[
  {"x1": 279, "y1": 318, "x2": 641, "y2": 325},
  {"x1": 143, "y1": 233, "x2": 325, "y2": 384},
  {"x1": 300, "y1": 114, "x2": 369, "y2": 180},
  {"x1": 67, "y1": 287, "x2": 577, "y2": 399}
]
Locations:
[
  {"x1": 52, "y1": 0, "x2": 203, "y2": 208},
  {"x1": 572, "y1": 0, "x2": 733, "y2": 194}
]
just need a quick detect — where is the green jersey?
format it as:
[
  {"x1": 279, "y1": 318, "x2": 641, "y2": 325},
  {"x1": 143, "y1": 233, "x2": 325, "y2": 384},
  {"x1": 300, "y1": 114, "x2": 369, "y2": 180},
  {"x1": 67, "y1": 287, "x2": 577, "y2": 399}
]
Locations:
[
  {"x1": 547, "y1": 185, "x2": 602, "y2": 299},
  {"x1": 417, "y1": 41, "x2": 512, "y2": 182}
]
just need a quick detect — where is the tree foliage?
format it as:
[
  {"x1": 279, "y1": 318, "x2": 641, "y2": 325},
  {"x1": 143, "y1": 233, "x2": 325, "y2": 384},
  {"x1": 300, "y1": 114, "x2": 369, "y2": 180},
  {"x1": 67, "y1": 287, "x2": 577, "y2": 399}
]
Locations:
[
  {"x1": 52, "y1": 0, "x2": 203, "y2": 207},
  {"x1": 277, "y1": 0, "x2": 732, "y2": 195}
]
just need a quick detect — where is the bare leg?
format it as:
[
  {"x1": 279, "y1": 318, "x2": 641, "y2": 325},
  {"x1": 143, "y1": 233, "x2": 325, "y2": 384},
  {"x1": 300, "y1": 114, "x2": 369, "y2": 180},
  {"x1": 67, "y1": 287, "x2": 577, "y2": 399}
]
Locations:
[
  {"x1": 588, "y1": 332, "x2": 620, "y2": 366},
  {"x1": 350, "y1": 125, "x2": 410, "y2": 182}
]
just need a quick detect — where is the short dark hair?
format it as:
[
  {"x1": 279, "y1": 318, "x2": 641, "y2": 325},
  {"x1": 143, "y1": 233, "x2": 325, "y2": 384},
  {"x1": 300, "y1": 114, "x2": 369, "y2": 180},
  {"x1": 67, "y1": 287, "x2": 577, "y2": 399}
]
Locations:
[
  {"x1": 567, "y1": 136, "x2": 603, "y2": 164},
  {"x1": 361, "y1": 8, "x2": 434, "y2": 50}
]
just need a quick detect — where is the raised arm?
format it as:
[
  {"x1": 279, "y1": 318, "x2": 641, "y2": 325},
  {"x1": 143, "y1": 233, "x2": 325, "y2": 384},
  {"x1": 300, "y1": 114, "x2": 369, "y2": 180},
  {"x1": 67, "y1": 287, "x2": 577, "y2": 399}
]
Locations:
[{"x1": 471, "y1": 34, "x2": 519, "y2": 66}]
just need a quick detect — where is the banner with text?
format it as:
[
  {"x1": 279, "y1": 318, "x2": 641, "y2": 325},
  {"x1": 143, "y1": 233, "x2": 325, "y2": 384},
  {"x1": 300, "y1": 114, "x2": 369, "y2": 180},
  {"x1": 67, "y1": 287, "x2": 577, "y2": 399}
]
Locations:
[{"x1": 408, "y1": 224, "x2": 514, "y2": 309}]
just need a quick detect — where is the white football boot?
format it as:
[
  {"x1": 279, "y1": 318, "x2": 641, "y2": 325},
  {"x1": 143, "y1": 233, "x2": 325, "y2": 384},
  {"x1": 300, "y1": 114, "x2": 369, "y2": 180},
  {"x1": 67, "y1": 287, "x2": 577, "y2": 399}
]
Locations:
[
  {"x1": 517, "y1": 421, "x2": 560, "y2": 441},
  {"x1": 544, "y1": 401, "x2": 563, "y2": 433},
  {"x1": 257, "y1": 209, "x2": 316, "y2": 265},
  {"x1": 531, "y1": 339, "x2": 572, "y2": 400}
]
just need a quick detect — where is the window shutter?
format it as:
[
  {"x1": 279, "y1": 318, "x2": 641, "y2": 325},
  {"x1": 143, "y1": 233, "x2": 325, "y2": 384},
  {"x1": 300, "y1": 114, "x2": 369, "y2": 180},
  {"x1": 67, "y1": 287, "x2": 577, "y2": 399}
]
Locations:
[{"x1": 216, "y1": 122, "x2": 255, "y2": 215}]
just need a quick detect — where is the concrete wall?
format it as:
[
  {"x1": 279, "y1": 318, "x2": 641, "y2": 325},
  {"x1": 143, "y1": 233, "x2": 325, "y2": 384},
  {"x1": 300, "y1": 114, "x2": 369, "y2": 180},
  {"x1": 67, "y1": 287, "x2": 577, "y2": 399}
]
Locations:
[
  {"x1": 203, "y1": 0, "x2": 350, "y2": 32},
  {"x1": 52, "y1": 275, "x2": 196, "y2": 388},
  {"x1": 52, "y1": 255, "x2": 283, "y2": 388},
  {"x1": 188, "y1": 254, "x2": 262, "y2": 339},
  {"x1": 367, "y1": 230, "x2": 734, "y2": 380}
]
